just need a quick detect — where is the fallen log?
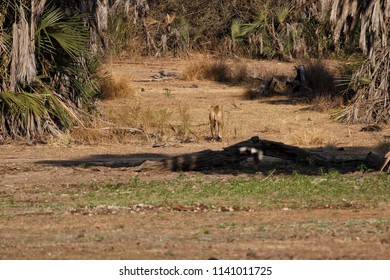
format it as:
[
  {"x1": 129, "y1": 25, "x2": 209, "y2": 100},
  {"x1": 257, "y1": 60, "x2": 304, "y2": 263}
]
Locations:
[
  {"x1": 225, "y1": 136, "x2": 329, "y2": 165},
  {"x1": 135, "y1": 136, "x2": 390, "y2": 172},
  {"x1": 136, "y1": 136, "x2": 331, "y2": 172}
]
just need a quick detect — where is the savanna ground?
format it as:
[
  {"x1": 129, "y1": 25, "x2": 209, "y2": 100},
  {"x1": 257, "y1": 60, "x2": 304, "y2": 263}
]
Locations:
[{"x1": 1, "y1": 57, "x2": 390, "y2": 259}]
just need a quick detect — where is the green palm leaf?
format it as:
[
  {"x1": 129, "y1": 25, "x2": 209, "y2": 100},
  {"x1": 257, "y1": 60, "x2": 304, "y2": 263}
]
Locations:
[
  {"x1": 36, "y1": 7, "x2": 88, "y2": 60},
  {"x1": 231, "y1": 19, "x2": 243, "y2": 40},
  {"x1": 274, "y1": 4, "x2": 293, "y2": 25},
  {"x1": 1, "y1": 2, "x2": 99, "y2": 139}
]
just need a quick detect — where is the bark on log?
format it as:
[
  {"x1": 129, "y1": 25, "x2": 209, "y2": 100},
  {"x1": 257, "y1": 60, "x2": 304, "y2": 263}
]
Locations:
[{"x1": 225, "y1": 136, "x2": 328, "y2": 165}]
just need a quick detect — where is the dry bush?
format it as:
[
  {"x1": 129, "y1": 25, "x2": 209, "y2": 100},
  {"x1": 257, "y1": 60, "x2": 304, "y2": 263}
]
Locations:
[
  {"x1": 102, "y1": 102, "x2": 194, "y2": 140},
  {"x1": 107, "y1": 104, "x2": 171, "y2": 131},
  {"x1": 58, "y1": 102, "x2": 145, "y2": 145},
  {"x1": 177, "y1": 106, "x2": 192, "y2": 138},
  {"x1": 100, "y1": 72, "x2": 135, "y2": 99},
  {"x1": 291, "y1": 128, "x2": 326, "y2": 147},
  {"x1": 231, "y1": 62, "x2": 249, "y2": 84},
  {"x1": 204, "y1": 60, "x2": 232, "y2": 83},
  {"x1": 303, "y1": 59, "x2": 336, "y2": 96},
  {"x1": 183, "y1": 59, "x2": 249, "y2": 84},
  {"x1": 182, "y1": 60, "x2": 231, "y2": 82},
  {"x1": 182, "y1": 60, "x2": 208, "y2": 81},
  {"x1": 242, "y1": 60, "x2": 344, "y2": 109},
  {"x1": 311, "y1": 93, "x2": 345, "y2": 112}
]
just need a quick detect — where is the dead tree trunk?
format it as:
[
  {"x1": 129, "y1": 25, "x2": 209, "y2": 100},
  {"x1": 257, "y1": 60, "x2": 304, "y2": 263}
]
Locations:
[
  {"x1": 136, "y1": 136, "x2": 389, "y2": 173},
  {"x1": 136, "y1": 136, "x2": 330, "y2": 172}
]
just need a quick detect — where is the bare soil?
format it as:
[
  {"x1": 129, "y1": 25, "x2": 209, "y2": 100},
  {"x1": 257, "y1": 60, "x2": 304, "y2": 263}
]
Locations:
[{"x1": 1, "y1": 57, "x2": 389, "y2": 259}]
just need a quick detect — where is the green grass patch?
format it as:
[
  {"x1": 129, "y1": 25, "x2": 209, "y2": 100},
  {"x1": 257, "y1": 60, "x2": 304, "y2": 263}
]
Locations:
[
  {"x1": 89, "y1": 171, "x2": 389, "y2": 209},
  {"x1": 1, "y1": 171, "x2": 389, "y2": 215}
]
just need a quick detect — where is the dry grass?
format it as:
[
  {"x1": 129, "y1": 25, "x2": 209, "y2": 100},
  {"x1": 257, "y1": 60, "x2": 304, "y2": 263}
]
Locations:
[
  {"x1": 97, "y1": 101, "x2": 197, "y2": 144},
  {"x1": 67, "y1": 127, "x2": 135, "y2": 145},
  {"x1": 104, "y1": 104, "x2": 173, "y2": 138},
  {"x1": 176, "y1": 106, "x2": 192, "y2": 138},
  {"x1": 182, "y1": 58, "x2": 249, "y2": 84},
  {"x1": 310, "y1": 94, "x2": 346, "y2": 112},
  {"x1": 102, "y1": 103, "x2": 141, "y2": 128},
  {"x1": 66, "y1": 106, "x2": 176, "y2": 145},
  {"x1": 231, "y1": 62, "x2": 249, "y2": 84},
  {"x1": 181, "y1": 60, "x2": 208, "y2": 81},
  {"x1": 204, "y1": 60, "x2": 232, "y2": 83},
  {"x1": 100, "y1": 72, "x2": 136, "y2": 99},
  {"x1": 143, "y1": 108, "x2": 173, "y2": 137},
  {"x1": 291, "y1": 128, "x2": 327, "y2": 147}
]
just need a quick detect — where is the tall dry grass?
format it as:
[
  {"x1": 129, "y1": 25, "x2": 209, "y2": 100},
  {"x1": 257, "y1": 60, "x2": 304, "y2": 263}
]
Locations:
[
  {"x1": 291, "y1": 128, "x2": 327, "y2": 147},
  {"x1": 100, "y1": 72, "x2": 136, "y2": 99},
  {"x1": 71, "y1": 100, "x2": 195, "y2": 145},
  {"x1": 182, "y1": 58, "x2": 249, "y2": 84},
  {"x1": 68, "y1": 127, "x2": 134, "y2": 145}
]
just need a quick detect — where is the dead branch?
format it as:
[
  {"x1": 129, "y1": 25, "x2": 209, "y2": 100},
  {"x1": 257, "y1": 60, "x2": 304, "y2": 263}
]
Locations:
[{"x1": 98, "y1": 127, "x2": 145, "y2": 134}]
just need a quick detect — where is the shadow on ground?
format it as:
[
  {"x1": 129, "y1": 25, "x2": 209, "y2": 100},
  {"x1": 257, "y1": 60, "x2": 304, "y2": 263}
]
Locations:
[
  {"x1": 37, "y1": 153, "x2": 169, "y2": 168},
  {"x1": 36, "y1": 144, "x2": 383, "y2": 176}
]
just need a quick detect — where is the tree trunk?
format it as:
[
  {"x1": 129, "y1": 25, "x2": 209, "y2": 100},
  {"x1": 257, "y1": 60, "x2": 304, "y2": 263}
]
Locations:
[{"x1": 9, "y1": 1, "x2": 47, "y2": 91}]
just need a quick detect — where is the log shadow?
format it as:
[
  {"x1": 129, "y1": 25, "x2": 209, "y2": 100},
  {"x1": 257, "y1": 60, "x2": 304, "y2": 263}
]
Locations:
[{"x1": 37, "y1": 153, "x2": 169, "y2": 169}]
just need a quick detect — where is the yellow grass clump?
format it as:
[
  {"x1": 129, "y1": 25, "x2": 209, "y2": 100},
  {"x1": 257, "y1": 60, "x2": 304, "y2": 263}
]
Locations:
[
  {"x1": 291, "y1": 128, "x2": 326, "y2": 147},
  {"x1": 182, "y1": 58, "x2": 248, "y2": 84},
  {"x1": 100, "y1": 72, "x2": 136, "y2": 99}
]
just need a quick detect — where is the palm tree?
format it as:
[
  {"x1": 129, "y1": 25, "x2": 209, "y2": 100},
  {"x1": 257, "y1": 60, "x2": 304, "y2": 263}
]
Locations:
[
  {"x1": 0, "y1": 0, "x2": 100, "y2": 140},
  {"x1": 330, "y1": 0, "x2": 389, "y2": 124}
]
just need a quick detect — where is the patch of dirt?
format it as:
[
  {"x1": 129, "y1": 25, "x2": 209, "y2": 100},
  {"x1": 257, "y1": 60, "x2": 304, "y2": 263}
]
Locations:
[
  {"x1": 1, "y1": 209, "x2": 389, "y2": 259},
  {"x1": 1, "y1": 57, "x2": 390, "y2": 259}
]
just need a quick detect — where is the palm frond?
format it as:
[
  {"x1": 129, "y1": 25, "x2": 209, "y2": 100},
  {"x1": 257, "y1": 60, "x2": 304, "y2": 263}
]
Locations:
[
  {"x1": 274, "y1": 4, "x2": 293, "y2": 25},
  {"x1": 1, "y1": 2, "x2": 99, "y2": 140},
  {"x1": 37, "y1": 7, "x2": 88, "y2": 60},
  {"x1": 179, "y1": 17, "x2": 190, "y2": 47},
  {"x1": 240, "y1": 23, "x2": 261, "y2": 37},
  {"x1": 0, "y1": 91, "x2": 46, "y2": 137},
  {"x1": 339, "y1": 45, "x2": 390, "y2": 124},
  {"x1": 231, "y1": 19, "x2": 243, "y2": 40},
  {"x1": 0, "y1": 30, "x2": 11, "y2": 55}
]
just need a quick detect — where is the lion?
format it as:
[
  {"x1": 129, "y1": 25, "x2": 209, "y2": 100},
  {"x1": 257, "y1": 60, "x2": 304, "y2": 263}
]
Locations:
[{"x1": 209, "y1": 105, "x2": 224, "y2": 141}]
